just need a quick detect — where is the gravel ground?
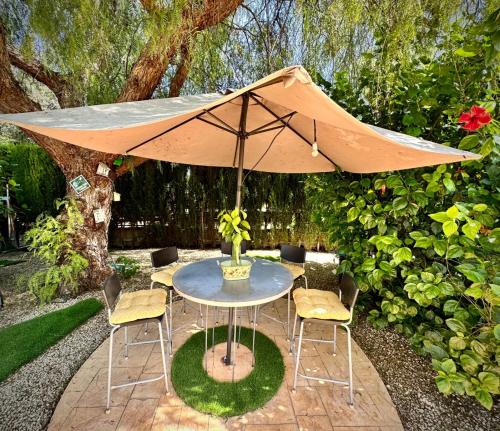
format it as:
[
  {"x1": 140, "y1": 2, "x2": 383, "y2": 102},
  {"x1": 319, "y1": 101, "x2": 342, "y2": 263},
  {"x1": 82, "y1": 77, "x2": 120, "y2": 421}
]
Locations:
[
  {"x1": 352, "y1": 317, "x2": 499, "y2": 431},
  {"x1": 0, "y1": 248, "x2": 497, "y2": 431}
]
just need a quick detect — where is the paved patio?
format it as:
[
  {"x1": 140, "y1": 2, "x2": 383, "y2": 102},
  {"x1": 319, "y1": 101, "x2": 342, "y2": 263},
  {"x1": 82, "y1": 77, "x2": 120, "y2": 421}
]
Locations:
[{"x1": 48, "y1": 298, "x2": 403, "y2": 431}]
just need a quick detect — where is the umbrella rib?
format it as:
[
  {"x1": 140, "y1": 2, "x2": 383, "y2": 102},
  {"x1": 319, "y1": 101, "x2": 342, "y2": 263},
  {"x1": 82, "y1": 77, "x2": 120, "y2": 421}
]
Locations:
[
  {"x1": 196, "y1": 117, "x2": 238, "y2": 135},
  {"x1": 247, "y1": 111, "x2": 296, "y2": 135},
  {"x1": 248, "y1": 92, "x2": 337, "y2": 168},
  {"x1": 124, "y1": 102, "x2": 230, "y2": 154},
  {"x1": 199, "y1": 109, "x2": 238, "y2": 134}
]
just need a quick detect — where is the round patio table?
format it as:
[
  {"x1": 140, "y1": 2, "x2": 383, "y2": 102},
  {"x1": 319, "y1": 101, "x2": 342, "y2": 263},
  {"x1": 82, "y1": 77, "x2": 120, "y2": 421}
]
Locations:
[{"x1": 172, "y1": 257, "x2": 293, "y2": 365}]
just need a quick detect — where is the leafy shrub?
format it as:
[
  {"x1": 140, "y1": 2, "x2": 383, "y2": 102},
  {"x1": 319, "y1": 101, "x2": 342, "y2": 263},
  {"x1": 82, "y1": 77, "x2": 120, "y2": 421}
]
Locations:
[
  {"x1": 307, "y1": 10, "x2": 499, "y2": 409},
  {"x1": 23, "y1": 198, "x2": 88, "y2": 304},
  {"x1": 113, "y1": 256, "x2": 140, "y2": 279}
]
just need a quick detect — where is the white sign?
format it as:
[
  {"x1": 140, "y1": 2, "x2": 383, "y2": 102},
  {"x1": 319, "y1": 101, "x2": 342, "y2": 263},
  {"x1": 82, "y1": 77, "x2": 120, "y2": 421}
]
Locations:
[
  {"x1": 113, "y1": 192, "x2": 121, "y2": 202},
  {"x1": 97, "y1": 163, "x2": 111, "y2": 177},
  {"x1": 93, "y1": 208, "x2": 106, "y2": 224}
]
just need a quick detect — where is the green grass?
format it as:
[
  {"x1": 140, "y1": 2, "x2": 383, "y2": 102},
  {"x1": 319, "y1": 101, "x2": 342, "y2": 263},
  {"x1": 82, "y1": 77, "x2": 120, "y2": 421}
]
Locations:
[
  {"x1": 0, "y1": 298, "x2": 103, "y2": 382},
  {"x1": 0, "y1": 259, "x2": 24, "y2": 267},
  {"x1": 172, "y1": 325, "x2": 284, "y2": 417}
]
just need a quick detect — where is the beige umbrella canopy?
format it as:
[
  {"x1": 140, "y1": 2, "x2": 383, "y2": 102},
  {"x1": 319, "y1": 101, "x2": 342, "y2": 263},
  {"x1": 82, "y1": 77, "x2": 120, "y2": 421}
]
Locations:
[{"x1": 0, "y1": 65, "x2": 479, "y2": 179}]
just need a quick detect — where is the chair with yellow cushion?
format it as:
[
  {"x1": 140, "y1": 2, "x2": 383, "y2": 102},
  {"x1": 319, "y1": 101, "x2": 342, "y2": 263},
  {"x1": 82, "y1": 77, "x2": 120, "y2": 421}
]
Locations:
[
  {"x1": 291, "y1": 274, "x2": 359, "y2": 405},
  {"x1": 150, "y1": 246, "x2": 202, "y2": 352},
  {"x1": 280, "y1": 244, "x2": 308, "y2": 289},
  {"x1": 102, "y1": 274, "x2": 169, "y2": 413}
]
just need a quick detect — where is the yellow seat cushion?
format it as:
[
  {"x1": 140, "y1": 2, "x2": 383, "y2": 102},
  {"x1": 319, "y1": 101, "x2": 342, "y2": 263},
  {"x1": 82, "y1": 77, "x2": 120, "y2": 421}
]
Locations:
[
  {"x1": 110, "y1": 288, "x2": 167, "y2": 325},
  {"x1": 281, "y1": 262, "x2": 305, "y2": 279},
  {"x1": 293, "y1": 288, "x2": 351, "y2": 321},
  {"x1": 150, "y1": 263, "x2": 183, "y2": 287}
]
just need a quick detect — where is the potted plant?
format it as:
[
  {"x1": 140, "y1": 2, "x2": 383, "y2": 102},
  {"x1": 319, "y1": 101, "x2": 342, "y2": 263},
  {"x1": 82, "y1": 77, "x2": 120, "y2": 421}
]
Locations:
[{"x1": 217, "y1": 207, "x2": 252, "y2": 280}]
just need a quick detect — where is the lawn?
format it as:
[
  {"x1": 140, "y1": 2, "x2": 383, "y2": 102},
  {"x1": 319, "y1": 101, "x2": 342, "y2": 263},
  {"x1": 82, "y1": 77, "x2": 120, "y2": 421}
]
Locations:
[{"x1": 0, "y1": 298, "x2": 103, "y2": 382}]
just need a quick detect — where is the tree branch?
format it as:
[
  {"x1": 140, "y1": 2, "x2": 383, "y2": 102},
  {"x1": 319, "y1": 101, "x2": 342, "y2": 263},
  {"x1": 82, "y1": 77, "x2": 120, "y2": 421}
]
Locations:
[
  {"x1": 6, "y1": 48, "x2": 78, "y2": 108},
  {"x1": 168, "y1": 43, "x2": 192, "y2": 98},
  {"x1": 118, "y1": 0, "x2": 242, "y2": 102}
]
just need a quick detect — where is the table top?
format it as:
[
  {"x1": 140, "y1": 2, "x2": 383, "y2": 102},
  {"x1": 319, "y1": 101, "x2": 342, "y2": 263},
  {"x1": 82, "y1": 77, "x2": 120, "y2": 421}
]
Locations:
[{"x1": 172, "y1": 257, "x2": 293, "y2": 307}]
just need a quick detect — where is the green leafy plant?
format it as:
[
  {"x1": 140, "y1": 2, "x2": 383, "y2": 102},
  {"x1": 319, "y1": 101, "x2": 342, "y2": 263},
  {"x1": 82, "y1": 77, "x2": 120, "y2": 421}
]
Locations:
[
  {"x1": 307, "y1": 9, "x2": 499, "y2": 410},
  {"x1": 23, "y1": 198, "x2": 88, "y2": 304},
  {"x1": 217, "y1": 208, "x2": 251, "y2": 265},
  {"x1": 113, "y1": 256, "x2": 140, "y2": 279}
]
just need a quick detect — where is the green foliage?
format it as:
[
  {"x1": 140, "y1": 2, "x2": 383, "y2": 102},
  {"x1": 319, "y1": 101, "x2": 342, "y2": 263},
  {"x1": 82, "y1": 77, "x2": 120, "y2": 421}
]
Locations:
[
  {"x1": 0, "y1": 141, "x2": 65, "y2": 221},
  {"x1": 113, "y1": 256, "x2": 140, "y2": 279},
  {"x1": 23, "y1": 198, "x2": 88, "y2": 304},
  {"x1": 0, "y1": 298, "x2": 103, "y2": 382},
  {"x1": 217, "y1": 207, "x2": 251, "y2": 264},
  {"x1": 307, "y1": 10, "x2": 500, "y2": 409}
]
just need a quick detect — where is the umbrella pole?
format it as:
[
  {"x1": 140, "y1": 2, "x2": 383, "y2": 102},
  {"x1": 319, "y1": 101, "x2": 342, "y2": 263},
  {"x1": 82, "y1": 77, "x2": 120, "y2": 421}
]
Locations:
[{"x1": 224, "y1": 92, "x2": 250, "y2": 366}]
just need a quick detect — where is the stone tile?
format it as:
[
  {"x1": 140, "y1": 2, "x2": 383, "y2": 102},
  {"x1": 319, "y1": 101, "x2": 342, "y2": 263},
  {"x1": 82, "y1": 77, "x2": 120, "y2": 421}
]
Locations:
[
  {"x1": 151, "y1": 404, "x2": 182, "y2": 430},
  {"x1": 116, "y1": 398, "x2": 158, "y2": 431},
  {"x1": 204, "y1": 343, "x2": 254, "y2": 382},
  {"x1": 144, "y1": 351, "x2": 169, "y2": 374},
  {"x1": 298, "y1": 356, "x2": 330, "y2": 387},
  {"x1": 240, "y1": 385, "x2": 296, "y2": 425},
  {"x1": 131, "y1": 373, "x2": 169, "y2": 399},
  {"x1": 78, "y1": 367, "x2": 143, "y2": 408},
  {"x1": 208, "y1": 416, "x2": 228, "y2": 430},
  {"x1": 245, "y1": 424, "x2": 298, "y2": 431},
  {"x1": 62, "y1": 406, "x2": 124, "y2": 430},
  {"x1": 66, "y1": 365, "x2": 100, "y2": 393},
  {"x1": 297, "y1": 415, "x2": 333, "y2": 431},
  {"x1": 319, "y1": 386, "x2": 394, "y2": 427},
  {"x1": 47, "y1": 391, "x2": 83, "y2": 431},
  {"x1": 333, "y1": 428, "x2": 382, "y2": 431},
  {"x1": 289, "y1": 386, "x2": 326, "y2": 416},
  {"x1": 177, "y1": 405, "x2": 210, "y2": 430},
  {"x1": 113, "y1": 343, "x2": 154, "y2": 368}
]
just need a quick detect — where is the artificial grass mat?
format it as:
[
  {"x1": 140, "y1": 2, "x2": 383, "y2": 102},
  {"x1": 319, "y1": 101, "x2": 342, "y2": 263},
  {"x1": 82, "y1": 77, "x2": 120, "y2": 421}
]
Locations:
[
  {"x1": 0, "y1": 298, "x2": 103, "y2": 382},
  {"x1": 171, "y1": 325, "x2": 284, "y2": 417}
]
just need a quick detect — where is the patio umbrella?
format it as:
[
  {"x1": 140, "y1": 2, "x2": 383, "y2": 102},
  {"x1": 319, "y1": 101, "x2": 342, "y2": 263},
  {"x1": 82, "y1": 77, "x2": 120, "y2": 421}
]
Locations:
[
  {"x1": 0, "y1": 65, "x2": 480, "y2": 363},
  {"x1": 0, "y1": 65, "x2": 479, "y2": 207}
]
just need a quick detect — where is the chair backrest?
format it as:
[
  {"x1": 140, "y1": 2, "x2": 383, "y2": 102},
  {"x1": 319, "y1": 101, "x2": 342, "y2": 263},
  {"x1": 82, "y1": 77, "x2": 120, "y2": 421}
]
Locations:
[
  {"x1": 221, "y1": 240, "x2": 247, "y2": 256},
  {"x1": 280, "y1": 244, "x2": 306, "y2": 264},
  {"x1": 103, "y1": 274, "x2": 122, "y2": 310},
  {"x1": 150, "y1": 246, "x2": 178, "y2": 269},
  {"x1": 339, "y1": 274, "x2": 359, "y2": 311}
]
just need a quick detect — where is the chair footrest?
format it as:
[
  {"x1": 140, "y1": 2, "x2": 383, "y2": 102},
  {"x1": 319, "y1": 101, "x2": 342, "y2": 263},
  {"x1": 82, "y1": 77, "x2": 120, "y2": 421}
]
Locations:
[
  {"x1": 111, "y1": 374, "x2": 165, "y2": 390},
  {"x1": 296, "y1": 372, "x2": 348, "y2": 386}
]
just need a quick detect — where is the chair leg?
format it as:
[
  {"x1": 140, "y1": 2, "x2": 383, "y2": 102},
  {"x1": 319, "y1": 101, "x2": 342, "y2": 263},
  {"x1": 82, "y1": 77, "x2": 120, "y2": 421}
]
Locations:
[
  {"x1": 145, "y1": 281, "x2": 155, "y2": 335},
  {"x1": 292, "y1": 319, "x2": 304, "y2": 391},
  {"x1": 158, "y1": 321, "x2": 169, "y2": 394},
  {"x1": 252, "y1": 306, "x2": 257, "y2": 367},
  {"x1": 290, "y1": 311, "x2": 298, "y2": 353},
  {"x1": 345, "y1": 324, "x2": 353, "y2": 405},
  {"x1": 212, "y1": 306, "x2": 217, "y2": 352},
  {"x1": 333, "y1": 325, "x2": 337, "y2": 356},
  {"x1": 169, "y1": 289, "x2": 173, "y2": 354},
  {"x1": 303, "y1": 274, "x2": 308, "y2": 289},
  {"x1": 106, "y1": 326, "x2": 118, "y2": 413},
  {"x1": 124, "y1": 327, "x2": 128, "y2": 359},
  {"x1": 205, "y1": 304, "x2": 209, "y2": 370},
  {"x1": 287, "y1": 290, "x2": 291, "y2": 341}
]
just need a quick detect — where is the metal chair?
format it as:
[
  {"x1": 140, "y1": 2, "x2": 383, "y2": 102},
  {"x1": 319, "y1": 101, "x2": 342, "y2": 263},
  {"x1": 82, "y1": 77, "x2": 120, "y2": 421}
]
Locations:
[
  {"x1": 255, "y1": 244, "x2": 308, "y2": 340},
  {"x1": 280, "y1": 244, "x2": 308, "y2": 289},
  {"x1": 150, "y1": 246, "x2": 203, "y2": 352},
  {"x1": 220, "y1": 240, "x2": 247, "y2": 256},
  {"x1": 102, "y1": 274, "x2": 169, "y2": 413},
  {"x1": 291, "y1": 274, "x2": 359, "y2": 405}
]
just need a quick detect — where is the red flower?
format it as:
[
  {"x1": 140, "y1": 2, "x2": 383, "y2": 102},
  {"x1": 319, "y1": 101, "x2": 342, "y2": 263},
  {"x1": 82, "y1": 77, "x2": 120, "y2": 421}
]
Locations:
[{"x1": 458, "y1": 105, "x2": 492, "y2": 131}]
